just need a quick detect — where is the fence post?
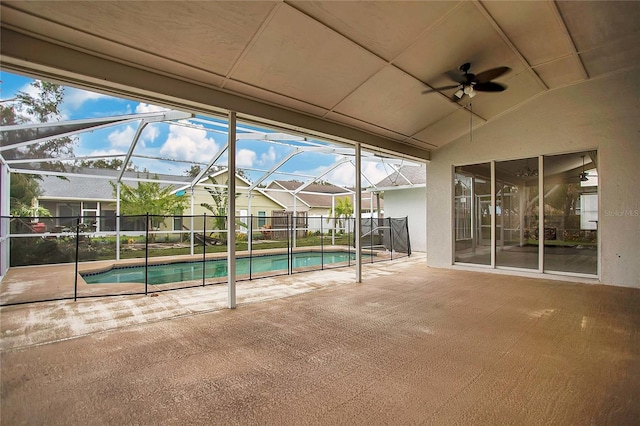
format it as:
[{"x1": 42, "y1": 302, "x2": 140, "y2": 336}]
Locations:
[
  {"x1": 287, "y1": 214, "x2": 291, "y2": 275},
  {"x1": 249, "y1": 214, "x2": 253, "y2": 281},
  {"x1": 370, "y1": 218, "x2": 374, "y2": 263},
  {"x1": 347, "y1": 217, "x2": 351, "y2": 267},
  {"x1": 202, "y1": 213, "x2": 206, "y2": 287},
  {"x1": 389, "y1": 217, "x2": 394, "y2": 261},
  {"x1": 405, "y1": 216, "x2": 411, "y2": 256},
  {"x1": 74, "y1": 216, "x2": 80, "y2": 302},
  {"x1": 320, "y1": 216, "x2": 324, "y2": 270},
  {"x1": 144, "y1": 213, "x2": 149, "y2": 296}
]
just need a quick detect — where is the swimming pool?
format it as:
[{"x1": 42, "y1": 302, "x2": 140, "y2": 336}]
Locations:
[{"x1": 82, "y1": 251, "x2": 358, "y2": 285}]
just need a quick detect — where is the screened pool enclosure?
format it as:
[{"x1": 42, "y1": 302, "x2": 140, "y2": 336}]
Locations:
[{"x1": 1, "y1": 99, "x2": 419, "y2": 305}]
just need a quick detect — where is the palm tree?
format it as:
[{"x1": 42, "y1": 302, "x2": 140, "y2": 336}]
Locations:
[{"x1": 328, "y1": 196, "x2": 353, "y2": 234}]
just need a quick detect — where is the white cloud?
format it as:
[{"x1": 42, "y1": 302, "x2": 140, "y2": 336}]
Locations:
[
  {"x1": 324, "y1": 162, "x2": 355, "y2": 187},
  {"x1": 141, "y1": 124, "x2": 160, "y2": 145},
  {"x1": 260, "y1": 146, "x2": 277, "y2": 165},
  {"x1": 108, "y1": 125, "x2": 137, "y2": 148},
  {"x1": 361, "y1": 162, "x2": 389, "y2": 186},
  {"x1": 86, "y1": 148, "x2": 126, "y2": 157},
  {"x1": 159, "y1": 124, "x2": 218, "y2": 161},
  {"x1": 135, "y1": 103, "x2": 169, "y2": 113},
  {"x1": 237, "y1": 149, "x2": 257, "y2": 167},
  {"x1": 64, "y1": 87, "x2": 111, "y2": 110},
  {"x1": 294, "y1": 159, "x2": 388, "y2": 188}
]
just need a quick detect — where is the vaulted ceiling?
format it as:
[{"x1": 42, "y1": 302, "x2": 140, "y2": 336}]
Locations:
[{"x1": 1, "y1": 1, "x2": 639, "y2": 160}]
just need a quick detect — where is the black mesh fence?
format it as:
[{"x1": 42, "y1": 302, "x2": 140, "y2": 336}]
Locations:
[
  {"x1": 360, "y1": 217, "x2": 411, "y2": 263},
  {"x1": 1, "y1": 213, "x2": 410, "y2": 305}
]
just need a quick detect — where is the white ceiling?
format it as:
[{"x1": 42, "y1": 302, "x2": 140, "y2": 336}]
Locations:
[{"x1": 1, "y1": 1, "x2": 639, "y2": 157}]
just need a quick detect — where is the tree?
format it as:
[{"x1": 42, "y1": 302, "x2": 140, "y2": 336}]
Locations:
[
  {"x1": 9, "y1": 174, "x2": 52, "y2": 219},
  {"x1": 199, "y1": 176, "x2": 244, "y2": 242},
  {"x1": 2, "y1": 79, "x2": 75, "y2": 217},
  {"x1": 1, "y1": 80, "x2": 76, "y2": 161},
  {"x1": 112, "y1": 176, "x2": 187, "y2": 241},
  {"x1": 77, "y1": 158, "x2": 137, "y2": 171},
  {"x1": 185, "y1": 164, "x2": 202, "y2": 177},
  {"x1": 328, "y1": 196, "x2": 354, "y2": 233}
]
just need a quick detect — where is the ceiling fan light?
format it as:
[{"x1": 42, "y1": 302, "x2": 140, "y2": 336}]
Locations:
[
  {"x1": 468, "y1": 90, "x2": 477, "y2": 98},
  {"x1": 454, "y1": 89, "x2": 464, "y2": 99},
  {"x1": 463, "y1": 85, "x2": 472, "y2": 95}
]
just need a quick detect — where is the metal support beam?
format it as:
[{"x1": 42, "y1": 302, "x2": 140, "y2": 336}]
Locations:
[
  {"x1": 0, "y1": 162, "x2": 10, "y2": 279},
  {"x1": 115, "y1": 183, "x2": 121, "y2": 261},
  {"x1": 118, "y1": 122, "x2": 148, "y2": 182},
  {"x1": 190, "y1": 142, "x2": 229, "y2": 187},
  {"x1": 248, "y1": 150, "x2": 300, "y2": 191},
  {"x1": 227, "y1": 111, "x2": 237, "y2": 309},
  {"x1": 294, "y1": 158, "x2": 351, "y2": 195},
  {"x1": 355, "y1": 143, "x2": 362, "y2": 283},
  {"x1": 490, "y1": 161, "x2": 496, "y2": 269}
]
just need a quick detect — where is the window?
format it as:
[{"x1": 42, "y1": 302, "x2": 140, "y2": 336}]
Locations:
[{"x1": 258, "y1": 211, "x2": 266, "y2": 227}]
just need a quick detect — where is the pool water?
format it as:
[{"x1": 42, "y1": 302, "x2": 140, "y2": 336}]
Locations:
[{"x1": 82, "y1": 251, "x2": 357, "y2": 285}]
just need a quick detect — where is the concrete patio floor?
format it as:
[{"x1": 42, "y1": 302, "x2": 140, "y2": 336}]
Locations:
[{"x1": 1, "y1": 254, "x2": 639, "y2": 424}]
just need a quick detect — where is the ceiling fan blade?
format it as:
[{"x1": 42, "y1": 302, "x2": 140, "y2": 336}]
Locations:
[
  {"x1": 422, "y1": 84, "x2": 460, "y2": 94},
  {"x1": 473, "y1": 66, "x2": 511, "y2": 83},
  {"x1": 474, "y1": 82, "x2": 507, "y2": 92},
  {"x1": 445, "y1": 70, "x2": 466, "y2": 84}
]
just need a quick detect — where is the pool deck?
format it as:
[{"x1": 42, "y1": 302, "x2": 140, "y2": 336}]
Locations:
[
  {"x1": 1, "y1": 246, "x2": 385, "y2": 305},
  {"x1": 2, "y1": 252, "x2": 639, "y2": 424}
]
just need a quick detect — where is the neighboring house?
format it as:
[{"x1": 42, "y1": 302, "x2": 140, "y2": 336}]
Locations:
[
  {"x1": 177, "y1": 169, "x2": 286, "y2": 231},
  {"x1": 264, "y1": 180, "x2": 383, "y2": 232},
  {"x1": 37, "y1": 170, "x2": 118, "y2": 231},
  {"x1": 35, "y1": 168, "x2": 302, "y2": 234},
  {"x1": 372, "y1": 164, "x2": 427, "y2": 252},
  {"x1": 37, "y1": 168, "x2": 193, "y2": 232}
]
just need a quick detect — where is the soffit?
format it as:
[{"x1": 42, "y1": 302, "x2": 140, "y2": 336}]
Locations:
[{"x1": 1, "y1": 1, "x2": 638, "y2": 157}]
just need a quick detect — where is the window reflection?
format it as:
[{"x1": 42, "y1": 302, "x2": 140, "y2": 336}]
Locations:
[
  {"x1": 495, "y1": 158, "x2": 539, "y2": 270},
  {"x1": 454, "y1": 163, "x2": 491, "y2": 265},
  {"x1": 543, "y1": 152, "x2": 598, "y2": 275}
]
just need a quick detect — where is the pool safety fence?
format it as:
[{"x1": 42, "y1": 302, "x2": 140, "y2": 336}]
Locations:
[{"x1": 1, "y1": 213, "x2": 411, "y2": 305}]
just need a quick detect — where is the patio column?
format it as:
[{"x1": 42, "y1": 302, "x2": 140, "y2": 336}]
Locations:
[
  {"x1": 228, "y1": 111, "x2": 237, "y2": 309},
  {"x1": 355, "y1": 142, "x2": 362, "y2": 283},
  {"x1": 116, "y1": 182, "x2": 121, "y2": 261},
  {"x1": 247, "y1": 190, "x2": 252, "y2": 252},
  {"x1": 190, "y1": 187, "x2": 195, "y2": 256},
  {"x1": 491, "y1": 161, "x2": 496, "y2": 268},
  {"x1": 0, "y1": 162, "x2": 10, "y2": 278}
]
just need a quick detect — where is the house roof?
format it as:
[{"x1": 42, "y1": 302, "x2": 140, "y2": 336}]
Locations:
[
  {"x1": 38, "y1": 168, "x2": 191, "y2": 201},
  {"x1": 374, "y1": 165, "x2": 427, "y2": 189},
  {"x1": 177, "y1": 169, "x2": 286, "y2": 208},
  {"x1": 267, "y1": 180, "x2": 348, "y2": 209},
  {"x1": 265, "y1": 180, "x2": 381, "y2": 211}
]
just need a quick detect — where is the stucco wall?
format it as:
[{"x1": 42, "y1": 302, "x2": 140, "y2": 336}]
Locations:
[
  {"x1": 427, "y1": 69, "x2": 639, "y2": 288},
  {"x1": 384, "y1": 187, "x2": 427, "y2": 253}
]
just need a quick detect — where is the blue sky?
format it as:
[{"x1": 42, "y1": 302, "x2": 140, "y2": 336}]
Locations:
[{"x1": 1, "y1": 71, "x2": 396, "y2": 186}]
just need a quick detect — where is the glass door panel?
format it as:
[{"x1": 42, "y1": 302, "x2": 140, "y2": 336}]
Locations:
[
  {"x1": 495, "y1": 158, "x2": 539, "y2": 270},
  {"x1": 543, "y1": 152, "x2": 598, "y2": 275},
  {"x1": 454, "y1": 163, "x2": 491, "y2": 265}
]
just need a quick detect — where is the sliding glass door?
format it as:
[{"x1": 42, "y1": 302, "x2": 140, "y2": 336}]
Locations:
[{"x1": 453, "y1": 151, "x2": 598, "y2": 277}]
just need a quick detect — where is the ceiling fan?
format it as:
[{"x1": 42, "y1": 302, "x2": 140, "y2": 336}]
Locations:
[
  {"x1": 579, "y1": 155, "x2": 589, "y2": 182},
  {"x1": 422, "y1": 62, "x2": 511, "y2": 100}
]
